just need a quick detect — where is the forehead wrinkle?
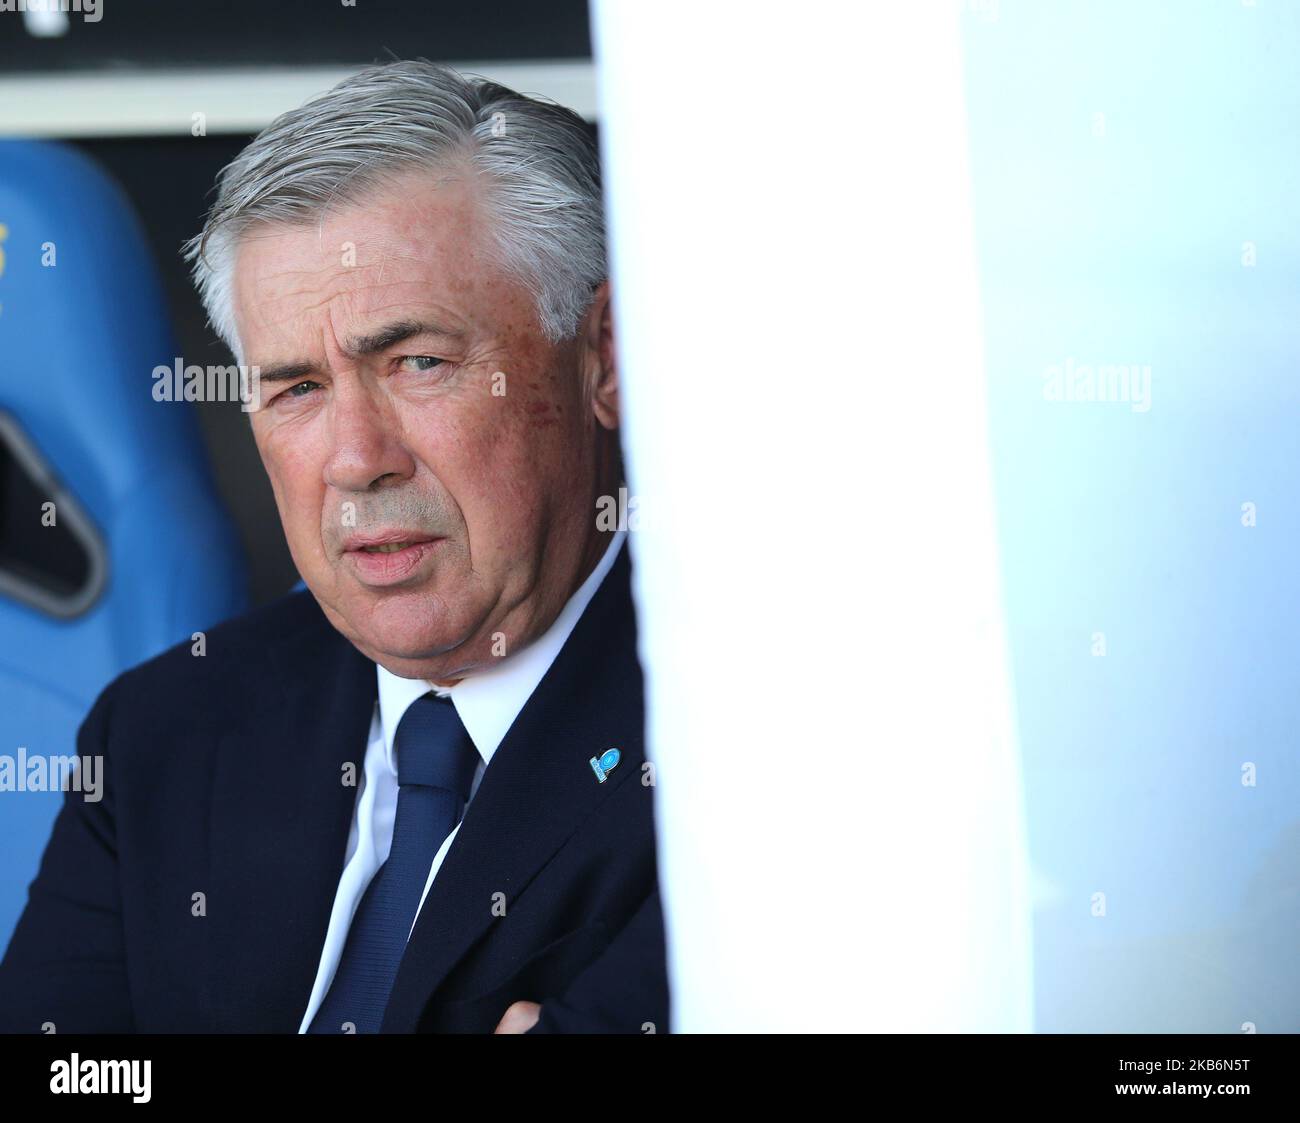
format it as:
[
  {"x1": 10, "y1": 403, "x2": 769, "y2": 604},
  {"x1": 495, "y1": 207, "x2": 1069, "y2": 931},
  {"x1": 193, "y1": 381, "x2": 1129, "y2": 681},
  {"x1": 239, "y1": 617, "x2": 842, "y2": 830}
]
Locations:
[
  {"x1": 357, "y1": 244, "x2": 447, "y2": 282},
  {"x1": 261, "y1": 272, "x2": 470, "y2": 359},
  {"x1": 259, "y1": 280, "x2": 350, "y2": 337},
  {"x1": 356, "y1": 277, "x2": 458, "y2": 306},
  {"x1": 250, "y1": 286, "x2": 355, "y2": 370},
  {"x1": 340, "y1": 270, "x2": 477, "y2": 326},
  {"x1": 251, "y1": 258, "x2": 353, "y2": 308}
]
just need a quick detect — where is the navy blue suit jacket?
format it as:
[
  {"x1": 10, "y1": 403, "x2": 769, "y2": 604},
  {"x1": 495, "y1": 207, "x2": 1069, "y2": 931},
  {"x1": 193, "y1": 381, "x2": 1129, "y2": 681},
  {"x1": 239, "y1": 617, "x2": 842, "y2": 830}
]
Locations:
[{"x1": 0, "y1": 544, "x2": 668, "y2": 1033}]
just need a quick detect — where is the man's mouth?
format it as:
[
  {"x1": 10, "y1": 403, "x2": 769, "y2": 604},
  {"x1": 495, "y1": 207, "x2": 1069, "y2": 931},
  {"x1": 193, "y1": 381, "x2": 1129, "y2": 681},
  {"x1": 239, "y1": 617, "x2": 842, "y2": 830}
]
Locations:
[
  {"x1": 342, "y1": 533, "x2": 443, "y2": 585},
  {"x1": 342, "y1": 531, "x2": 438, "y2": 553}
]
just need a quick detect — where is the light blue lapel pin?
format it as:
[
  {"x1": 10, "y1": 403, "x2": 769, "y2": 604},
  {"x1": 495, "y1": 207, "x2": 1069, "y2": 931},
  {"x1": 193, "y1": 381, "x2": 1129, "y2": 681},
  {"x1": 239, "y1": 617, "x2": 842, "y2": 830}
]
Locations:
[{"x1": 589, "y1": 747, "x2": 621, "y2": 784}]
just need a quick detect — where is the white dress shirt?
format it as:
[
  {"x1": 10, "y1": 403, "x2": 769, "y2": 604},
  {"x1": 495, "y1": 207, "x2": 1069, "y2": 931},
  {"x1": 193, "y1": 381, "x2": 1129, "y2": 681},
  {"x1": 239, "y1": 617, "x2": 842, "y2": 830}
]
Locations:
[{"x1": 297, "y1": 529, "x2": 627, "y2": 1032}]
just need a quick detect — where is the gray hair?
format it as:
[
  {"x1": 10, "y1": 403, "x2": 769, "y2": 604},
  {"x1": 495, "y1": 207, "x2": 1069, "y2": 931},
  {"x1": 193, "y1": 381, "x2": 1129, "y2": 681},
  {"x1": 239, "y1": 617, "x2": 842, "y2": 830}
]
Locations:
[{"x1": 182, "y1": 59, "x2": 606, "y2": 359}]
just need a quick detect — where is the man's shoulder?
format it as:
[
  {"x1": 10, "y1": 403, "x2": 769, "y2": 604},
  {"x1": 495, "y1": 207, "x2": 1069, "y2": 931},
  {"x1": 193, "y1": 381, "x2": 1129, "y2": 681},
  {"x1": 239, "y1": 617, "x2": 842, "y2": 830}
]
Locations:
[{"x1": 107, "y1": 587, "x2": 346, "y2": 719}]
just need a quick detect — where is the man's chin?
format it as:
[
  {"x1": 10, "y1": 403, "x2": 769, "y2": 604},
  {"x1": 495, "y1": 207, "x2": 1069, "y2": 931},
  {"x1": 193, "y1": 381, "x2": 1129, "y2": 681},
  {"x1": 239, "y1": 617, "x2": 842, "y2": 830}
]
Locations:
[
  {"x1": 335, "y1": 627, "x2": 469, "y2": 677},
  {"x1": 342, "y1": 609, "x2": 487, "y2": 681},
  {"x1": 349, "y1": 620, "x2": 468, "y2": 670}
]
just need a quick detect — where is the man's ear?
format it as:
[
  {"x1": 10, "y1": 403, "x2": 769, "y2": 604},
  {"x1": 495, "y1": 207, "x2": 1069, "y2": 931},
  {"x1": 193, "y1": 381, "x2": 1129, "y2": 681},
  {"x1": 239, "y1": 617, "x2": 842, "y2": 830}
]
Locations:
[{"x1": 583, "y1": 280, "x2": 619, "y2": 431}]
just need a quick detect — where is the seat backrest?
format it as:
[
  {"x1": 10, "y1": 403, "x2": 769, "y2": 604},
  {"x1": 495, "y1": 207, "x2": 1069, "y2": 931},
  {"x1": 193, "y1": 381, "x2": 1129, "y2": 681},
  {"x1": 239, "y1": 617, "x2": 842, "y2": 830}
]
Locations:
[{"x1": 0, "y1": 139, "x2": 249, "y2": 952}]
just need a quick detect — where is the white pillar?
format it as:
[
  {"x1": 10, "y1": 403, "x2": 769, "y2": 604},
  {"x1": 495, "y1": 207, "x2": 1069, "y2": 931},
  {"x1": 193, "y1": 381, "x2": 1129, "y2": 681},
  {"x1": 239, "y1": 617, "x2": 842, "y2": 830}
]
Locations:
[{"x1": 592, "y1": 1, "x2": 1032, "y2": 1031}]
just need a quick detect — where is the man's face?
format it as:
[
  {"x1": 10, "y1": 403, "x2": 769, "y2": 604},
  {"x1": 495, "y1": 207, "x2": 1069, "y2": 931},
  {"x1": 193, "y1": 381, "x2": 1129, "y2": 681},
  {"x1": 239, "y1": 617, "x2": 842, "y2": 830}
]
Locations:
[{"x1": 230, "y1": 171, "x2": 619, "y2": 680}]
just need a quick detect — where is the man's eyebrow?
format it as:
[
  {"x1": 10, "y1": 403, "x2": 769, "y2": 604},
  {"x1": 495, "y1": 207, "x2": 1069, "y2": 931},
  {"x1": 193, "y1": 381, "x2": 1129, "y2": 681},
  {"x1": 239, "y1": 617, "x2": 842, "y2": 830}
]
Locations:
[
  {"x1": 258, "y1": 361, "x2": 318, "y2": 384},
  {"x1": 255, "y1": 320, "x2": 465, "y2": 384},
  {"x1": 344, "y1": 319, "x2": 465, "y2": 356}
]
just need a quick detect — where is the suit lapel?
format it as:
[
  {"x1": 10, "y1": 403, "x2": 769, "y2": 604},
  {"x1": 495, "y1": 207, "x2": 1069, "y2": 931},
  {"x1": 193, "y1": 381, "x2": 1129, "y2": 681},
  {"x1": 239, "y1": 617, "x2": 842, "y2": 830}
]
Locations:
[
  {"x1": 381, "y1": 543, "x2": 645, "y2": 1033},
  {"x1": 206, "y1": 603, "x2": 376, "y2": 1032}
]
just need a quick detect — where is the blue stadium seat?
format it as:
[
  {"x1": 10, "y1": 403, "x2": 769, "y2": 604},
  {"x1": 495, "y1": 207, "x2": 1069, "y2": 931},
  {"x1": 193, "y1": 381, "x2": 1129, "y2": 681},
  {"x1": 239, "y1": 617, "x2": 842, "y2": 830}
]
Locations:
[{"x1": 0, "y1": 139, "x2": 249, "y2": 952}]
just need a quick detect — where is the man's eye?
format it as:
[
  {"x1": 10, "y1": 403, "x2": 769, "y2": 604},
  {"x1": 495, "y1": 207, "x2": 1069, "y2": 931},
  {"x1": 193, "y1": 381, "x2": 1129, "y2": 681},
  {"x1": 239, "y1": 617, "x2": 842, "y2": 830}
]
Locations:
[
  {"x1": 286, "y1": 381, "x2": 320, "y2": 398},
  {"x1": 398, "y1": 355, "x2": 445, "y2": 372}
]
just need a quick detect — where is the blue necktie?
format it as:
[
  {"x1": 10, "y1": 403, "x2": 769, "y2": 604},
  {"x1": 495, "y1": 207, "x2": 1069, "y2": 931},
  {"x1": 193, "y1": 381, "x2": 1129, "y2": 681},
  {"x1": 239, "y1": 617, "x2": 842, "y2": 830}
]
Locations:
[{"x1": 308, "y1": 693, "x2": 478, "y2": 1033}]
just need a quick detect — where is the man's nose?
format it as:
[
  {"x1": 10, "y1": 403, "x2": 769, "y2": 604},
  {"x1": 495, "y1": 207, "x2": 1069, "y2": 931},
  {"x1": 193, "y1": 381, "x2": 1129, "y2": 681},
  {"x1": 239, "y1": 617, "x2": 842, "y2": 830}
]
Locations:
[{"x1": 322, "y1": 381, "x2": 415, "y2": 493}]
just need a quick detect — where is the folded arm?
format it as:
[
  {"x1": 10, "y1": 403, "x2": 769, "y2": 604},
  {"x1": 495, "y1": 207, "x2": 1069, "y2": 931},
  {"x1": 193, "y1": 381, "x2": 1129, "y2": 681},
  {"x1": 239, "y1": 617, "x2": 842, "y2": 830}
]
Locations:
[{"x1": 499, "y1": 885, "x2": 669, "y2": 1035}]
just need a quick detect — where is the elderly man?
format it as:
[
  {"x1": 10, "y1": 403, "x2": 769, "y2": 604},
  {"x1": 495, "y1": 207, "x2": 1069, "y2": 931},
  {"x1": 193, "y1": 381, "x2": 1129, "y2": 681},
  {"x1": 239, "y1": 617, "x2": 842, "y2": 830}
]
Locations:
[{"x1": 0, "y1": 61, "x2": 667, "y2": 1034}]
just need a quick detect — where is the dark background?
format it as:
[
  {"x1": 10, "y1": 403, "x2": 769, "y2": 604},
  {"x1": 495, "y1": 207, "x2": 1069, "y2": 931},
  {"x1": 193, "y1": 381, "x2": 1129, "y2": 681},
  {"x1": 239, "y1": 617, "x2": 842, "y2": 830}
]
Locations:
[{"x1": 0, "y1": 0, "x2": 591, "y2": 70}]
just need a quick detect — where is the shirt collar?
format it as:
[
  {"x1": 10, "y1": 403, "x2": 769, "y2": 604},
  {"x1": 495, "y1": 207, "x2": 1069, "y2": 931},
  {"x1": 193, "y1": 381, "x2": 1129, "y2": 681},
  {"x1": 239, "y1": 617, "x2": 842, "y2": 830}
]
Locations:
[{"x1": 376, "y1": 528, "x2": 627, "y2": 774}]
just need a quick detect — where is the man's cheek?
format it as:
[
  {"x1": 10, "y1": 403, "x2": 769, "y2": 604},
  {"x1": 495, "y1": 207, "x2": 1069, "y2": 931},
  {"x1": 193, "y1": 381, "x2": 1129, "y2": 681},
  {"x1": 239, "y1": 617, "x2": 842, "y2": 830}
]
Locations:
[
  {"x1": 266, "y1": 469, "x2": 303, "y2": 543},
  {"x1": 266, "y1": 471, "x2": 322, "y2": 570}
]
